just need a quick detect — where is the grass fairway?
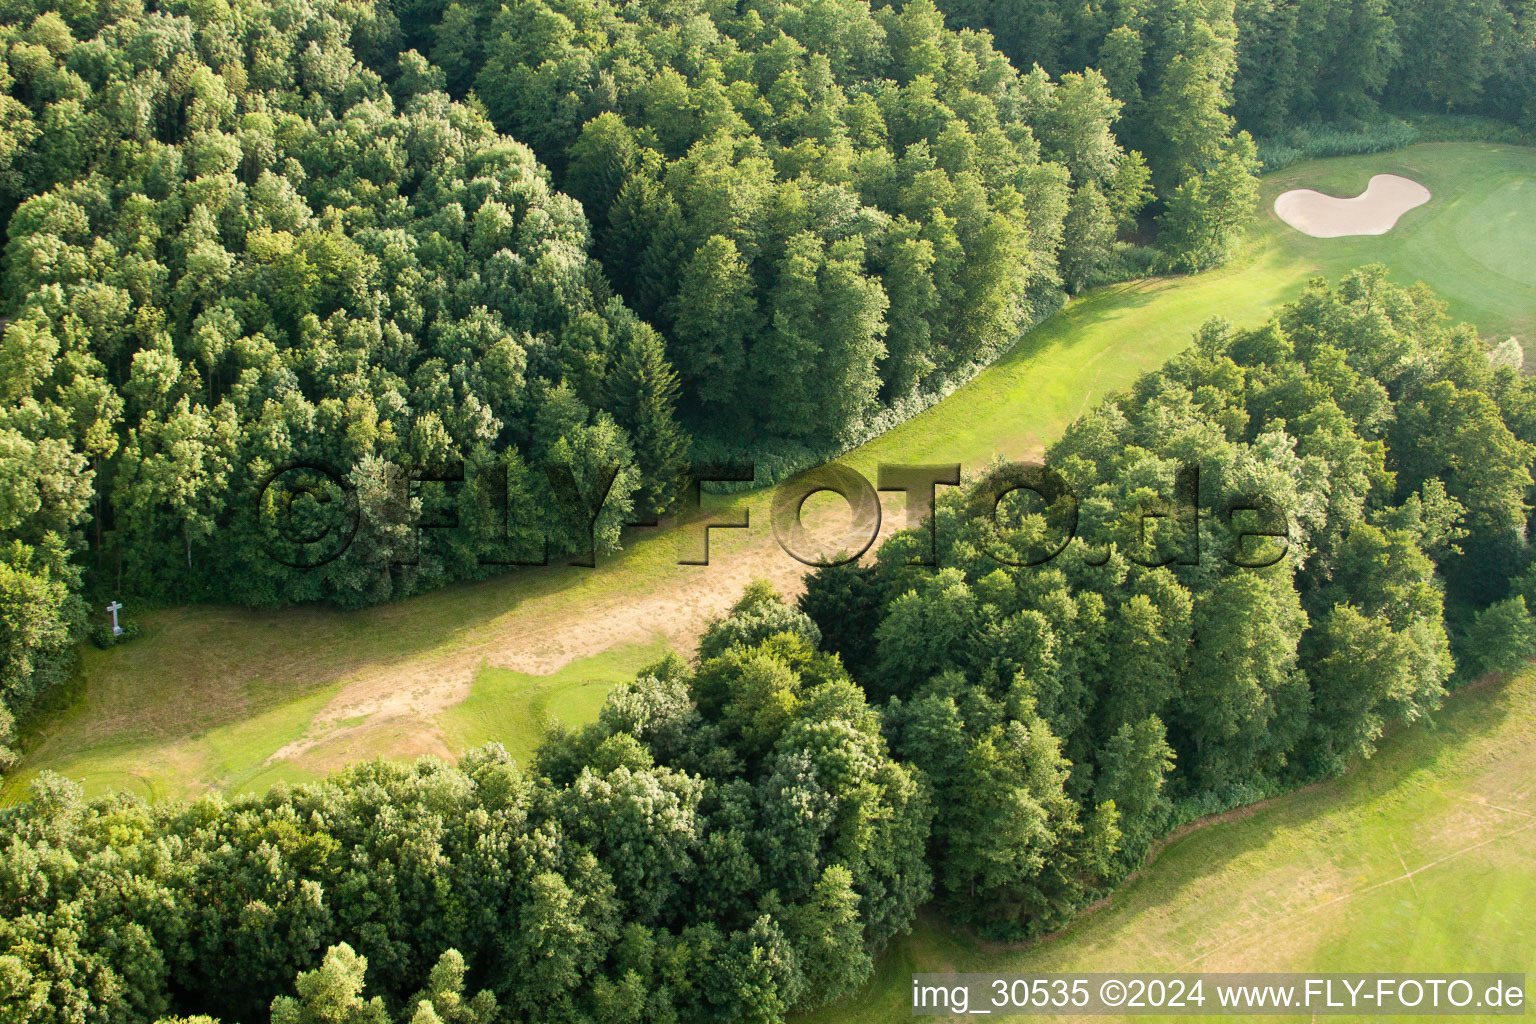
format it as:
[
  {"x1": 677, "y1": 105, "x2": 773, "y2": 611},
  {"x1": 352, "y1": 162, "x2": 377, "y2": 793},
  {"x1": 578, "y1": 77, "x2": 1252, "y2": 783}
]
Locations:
[
  {"x1": 801, "y1": 667, "x2": 1536, "y2": 1023},
  {"x1": 437, "y1": 640, "x2": 669, "y2": 763},
  {"x1": 7, "y1": 142, "x2": 1535, "y2": 805}
]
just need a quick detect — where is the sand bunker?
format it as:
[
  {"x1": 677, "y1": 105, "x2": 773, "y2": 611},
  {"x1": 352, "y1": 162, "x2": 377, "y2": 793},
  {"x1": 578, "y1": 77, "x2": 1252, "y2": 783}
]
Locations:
[{"x1": 1274, "y1": 174, "x2": 1431, "y2": 237}]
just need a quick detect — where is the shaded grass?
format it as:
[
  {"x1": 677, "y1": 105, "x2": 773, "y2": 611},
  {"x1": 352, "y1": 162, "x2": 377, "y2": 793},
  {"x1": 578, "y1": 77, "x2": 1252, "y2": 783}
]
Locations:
[
  {"x1": 437, "y1": 639, "x2": 670, "y2": 765},
  {"x1": 9, "y1": 143, "x2": 1535, "y2": 804},
  {"x1": 801, "y1": 667, "x2": 1536, "y2": 1022}
]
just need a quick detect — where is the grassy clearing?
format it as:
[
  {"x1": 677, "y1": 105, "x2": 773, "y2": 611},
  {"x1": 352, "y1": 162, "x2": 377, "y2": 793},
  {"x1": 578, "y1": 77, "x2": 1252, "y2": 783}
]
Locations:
[
  {"x1": 437, "y1": 640, "x2": 670, "y2": 764},
  {"x1": 8, "y1": 143, "x2": 1534, "y2": 805},
  {"x1": 801, "y1": 667, "x2": 1536, "y2": 1023}
]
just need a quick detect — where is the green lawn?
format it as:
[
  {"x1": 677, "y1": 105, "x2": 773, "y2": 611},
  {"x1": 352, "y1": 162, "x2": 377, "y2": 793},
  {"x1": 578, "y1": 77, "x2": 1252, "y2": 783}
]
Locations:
[
  {"x1": 800, "y1": 667, "x2": 1536, "y2": 1023},
  {"x1": 1264, "y1": 144, "x2": 1536, "y2": 341},
  {"x1": 7, "y1": 142, "x2": 1534, "y2": 805},
  {"x1": 437, "y1": 640, "x2": 670, "y2": 764}
]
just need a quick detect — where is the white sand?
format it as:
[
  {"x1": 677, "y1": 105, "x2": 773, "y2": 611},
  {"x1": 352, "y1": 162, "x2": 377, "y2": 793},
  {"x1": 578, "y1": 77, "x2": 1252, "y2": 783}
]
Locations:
[{"x1": 1274, "y1": 174, "x2": 1431, "y2": 238}]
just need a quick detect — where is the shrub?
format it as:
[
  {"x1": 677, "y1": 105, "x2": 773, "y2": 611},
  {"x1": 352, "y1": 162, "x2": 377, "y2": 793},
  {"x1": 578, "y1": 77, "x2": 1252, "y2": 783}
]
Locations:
[
  {"x1": 1458, "y1": 596, "x2": 1536, "y2": 680},
  {"x1": 87, "y1": 620, "x2": 139, "y2": 649}
]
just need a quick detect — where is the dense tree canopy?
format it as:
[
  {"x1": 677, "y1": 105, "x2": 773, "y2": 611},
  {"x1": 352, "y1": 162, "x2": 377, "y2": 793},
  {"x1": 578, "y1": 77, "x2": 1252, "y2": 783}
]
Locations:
[
  {"x1": 0, "y1": 0, "x2": 1533, "y2": 1014},
  {"x1": 932, "y1": 0, "x2": 1262, "y2": 268},
  {"x1": 389, "y1": 0, "x2": 1160, "y2": 436},
  {"x1": 0, "y1": 585, "x2": 930, "y2": 1023},
  {"x1": 0, "y1": 0, "x2": 700, "y2": 758},
  {"x1": 934, "y1": 0, "x2": 1536, "y2": 140},
  {"x1": 0, "y1": 0, "x2": 698, "y2": 604},
  {"x1": 803, "y1": 268, "x2": 1536, "y2": 929},
  {"x1": 0, "y1": 0, "x2": 1227, "y2": 767}
]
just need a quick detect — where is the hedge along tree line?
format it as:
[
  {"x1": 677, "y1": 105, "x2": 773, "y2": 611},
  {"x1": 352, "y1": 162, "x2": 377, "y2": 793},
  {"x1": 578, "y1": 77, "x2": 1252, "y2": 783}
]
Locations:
[
  {"x1": 0, "y1": 0, "x2": 697, "y2": 753},
  {"x1": 387, "y1": 0, "x2": 1167, "y2": 441},
  {"x1": 6, "y1": 270, "x2": 1536, "y2": 1022},
  {"x1": 0, "y1": 589, "x2": 932, "y2": 1024},
  {"x1": 800, "y1": 267, "x2": 1536, "y2": 935}
]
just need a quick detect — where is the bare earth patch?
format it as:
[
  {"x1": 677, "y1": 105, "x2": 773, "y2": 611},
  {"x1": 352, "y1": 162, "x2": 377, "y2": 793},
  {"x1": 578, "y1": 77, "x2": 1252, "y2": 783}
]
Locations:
[{"x1": 1274, "y1": 173, "x2": 1431, "y2": 237}]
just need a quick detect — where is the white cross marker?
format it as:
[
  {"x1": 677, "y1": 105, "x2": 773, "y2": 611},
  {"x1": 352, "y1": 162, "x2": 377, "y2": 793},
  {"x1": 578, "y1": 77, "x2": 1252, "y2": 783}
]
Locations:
[{"x1": 106, "y1": 601, "x2": 124, "y2": 636}]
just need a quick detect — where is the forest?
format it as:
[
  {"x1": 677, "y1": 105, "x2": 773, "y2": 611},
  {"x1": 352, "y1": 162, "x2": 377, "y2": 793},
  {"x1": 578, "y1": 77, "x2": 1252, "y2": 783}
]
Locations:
[
  {"x1": 7, "y1": 271, "x2": 1536, "y2": 1021},
  {"x1": 0, "y1": 0, "x2": 1261, "y2": 771},
  {"x1": 938, "y1": 0, "x2": 1536, "y2": 137},
  {"x1": 1, "y1": 0, "x2": 1535, "y2": 1019}
]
